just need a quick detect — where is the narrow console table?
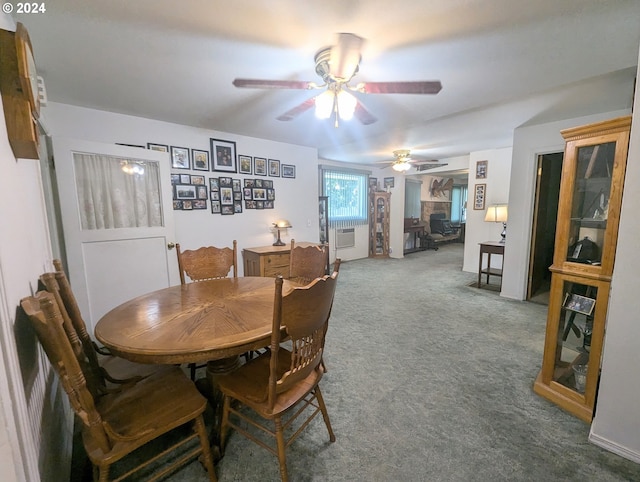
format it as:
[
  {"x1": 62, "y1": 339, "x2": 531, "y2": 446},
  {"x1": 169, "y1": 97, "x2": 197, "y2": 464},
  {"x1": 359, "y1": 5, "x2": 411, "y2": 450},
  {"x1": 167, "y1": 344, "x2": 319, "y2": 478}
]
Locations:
[
  {"x1": 404, "y1": 220, "x2": 426, "y2": 255},
  {"x1": 478, "y1": 241, "x2": 504, "y2": 289}
]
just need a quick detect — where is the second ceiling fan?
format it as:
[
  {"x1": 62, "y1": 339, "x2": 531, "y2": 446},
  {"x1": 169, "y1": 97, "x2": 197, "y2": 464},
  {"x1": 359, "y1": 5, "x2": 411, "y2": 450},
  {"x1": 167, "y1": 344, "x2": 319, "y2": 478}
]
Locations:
[
  {"x1": 232, "y1": 33, "x2": 442, "y2": 126},
  {"x1": 378, "y1": 149, "x2": 447, "y2": 172}
]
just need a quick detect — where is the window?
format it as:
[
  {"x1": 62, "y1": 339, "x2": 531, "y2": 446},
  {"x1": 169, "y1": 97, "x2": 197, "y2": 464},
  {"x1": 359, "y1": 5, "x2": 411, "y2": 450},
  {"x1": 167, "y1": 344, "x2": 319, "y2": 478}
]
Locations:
[
  {"x1": 320, "y1": 167, "x2": 369, "y2": 228},
  {"x1": 451, "y1": 185, "x2": 468, "y2": 224},
  {"x1": 404, "y1": 179, "x2": 422, "y2": 219}
]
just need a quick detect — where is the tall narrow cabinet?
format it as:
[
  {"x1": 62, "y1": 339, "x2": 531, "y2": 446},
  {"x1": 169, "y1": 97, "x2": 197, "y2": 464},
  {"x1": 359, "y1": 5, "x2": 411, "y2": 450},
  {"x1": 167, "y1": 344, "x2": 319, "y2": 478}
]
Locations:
[
  {"x1": 369, "y1": 191, "x2": 390, "y2": 258},
  {"x1": 533, "y1": 115, "x2": 631, "y2": 422}
]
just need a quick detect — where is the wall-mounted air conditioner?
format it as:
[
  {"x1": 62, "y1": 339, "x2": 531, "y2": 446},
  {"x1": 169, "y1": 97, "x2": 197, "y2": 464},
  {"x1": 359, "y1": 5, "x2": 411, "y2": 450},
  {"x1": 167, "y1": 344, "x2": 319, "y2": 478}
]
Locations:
[{"x1": 335, "y1": 228, "x2": 355, "y2": 249}]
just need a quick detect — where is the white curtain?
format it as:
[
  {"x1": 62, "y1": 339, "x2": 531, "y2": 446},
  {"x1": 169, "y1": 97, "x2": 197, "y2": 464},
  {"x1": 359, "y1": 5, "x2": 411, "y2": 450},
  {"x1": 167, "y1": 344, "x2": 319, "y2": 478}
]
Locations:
[{"x1": 73, "y1": 153, "x2": 163, "y2": 230}]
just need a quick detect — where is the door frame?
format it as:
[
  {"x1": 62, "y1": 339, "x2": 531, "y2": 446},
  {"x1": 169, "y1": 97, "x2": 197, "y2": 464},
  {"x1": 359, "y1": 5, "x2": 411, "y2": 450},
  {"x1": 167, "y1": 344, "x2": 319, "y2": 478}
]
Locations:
[{"x1": 50, "y1": 137, "x2": 179, "y2": 328}]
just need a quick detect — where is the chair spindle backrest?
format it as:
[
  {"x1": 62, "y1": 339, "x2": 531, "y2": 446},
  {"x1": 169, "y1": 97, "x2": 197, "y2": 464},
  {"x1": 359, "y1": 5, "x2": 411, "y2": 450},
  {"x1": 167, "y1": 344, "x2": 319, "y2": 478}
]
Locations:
[
  {"x1": 176, "y1": 240, "x2": 238, "y2": 284},
  {"x1": 289, "y1": 239, "x2": 329, "y2": 284},
  {"x1": 268, "y1": 268, "x2": 339, "y2": 406},
  {"x1": 39, "y1": 270, "x2": 106, "y2": 397},
  {"x1": 21, "y1": 292, "x2": 112, "y2": 454}
]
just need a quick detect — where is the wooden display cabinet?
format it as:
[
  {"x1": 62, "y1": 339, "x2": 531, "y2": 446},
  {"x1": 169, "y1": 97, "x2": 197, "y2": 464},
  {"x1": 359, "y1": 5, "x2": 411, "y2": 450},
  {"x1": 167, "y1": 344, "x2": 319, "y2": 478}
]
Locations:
[
  {"x1": 533, "y1": 115, "x2": 631, "y2": 422},
  {"x1": 369, "y1": 191, "x2": 390, "y2": 258}
]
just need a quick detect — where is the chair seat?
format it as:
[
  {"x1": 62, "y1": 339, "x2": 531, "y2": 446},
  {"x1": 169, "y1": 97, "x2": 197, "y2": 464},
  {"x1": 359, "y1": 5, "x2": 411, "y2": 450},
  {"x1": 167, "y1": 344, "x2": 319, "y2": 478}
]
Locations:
[
  {"x1": 84, "y1": 366, "x2": 208, "y2": 465},
  {"x1": 217, "y1": 348, "x2": 323, "y2": 417},
  {"x1": 99, "y1": 352, "x2": 163, "y2": 383}
]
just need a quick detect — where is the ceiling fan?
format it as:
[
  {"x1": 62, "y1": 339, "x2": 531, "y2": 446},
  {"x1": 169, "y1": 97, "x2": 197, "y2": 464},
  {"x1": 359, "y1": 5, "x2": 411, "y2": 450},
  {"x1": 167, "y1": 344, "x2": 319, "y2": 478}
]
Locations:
[
  {"x1": 232, "y1": 33, "x2": 442, "y2": 126},
  {"x1": 378, "y1": 149, "x2": 447, "y2": 172}
]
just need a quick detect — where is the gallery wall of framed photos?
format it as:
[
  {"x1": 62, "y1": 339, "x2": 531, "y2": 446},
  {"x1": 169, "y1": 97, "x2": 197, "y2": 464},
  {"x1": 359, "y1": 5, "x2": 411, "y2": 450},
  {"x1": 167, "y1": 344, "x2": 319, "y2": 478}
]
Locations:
[{"x1": 148, "y1": 138, "x2": 297, "y2": 216}]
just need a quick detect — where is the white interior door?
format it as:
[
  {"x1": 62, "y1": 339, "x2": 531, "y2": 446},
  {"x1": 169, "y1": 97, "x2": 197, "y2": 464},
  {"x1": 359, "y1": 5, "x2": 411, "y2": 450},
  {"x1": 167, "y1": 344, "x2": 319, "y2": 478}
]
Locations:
[{"x1": 52, "y1": 137, "x2": 179, "y2": 336}]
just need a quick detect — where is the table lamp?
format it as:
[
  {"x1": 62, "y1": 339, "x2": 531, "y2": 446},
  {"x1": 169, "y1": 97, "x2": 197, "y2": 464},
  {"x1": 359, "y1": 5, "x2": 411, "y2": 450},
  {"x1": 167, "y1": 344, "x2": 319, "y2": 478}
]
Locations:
[
  {"x1": 272, "y1": 219, "x2": 292, "y2": 246},
  {"x1": 484, "y1": 204, "x2": 508, "y2": 243}
]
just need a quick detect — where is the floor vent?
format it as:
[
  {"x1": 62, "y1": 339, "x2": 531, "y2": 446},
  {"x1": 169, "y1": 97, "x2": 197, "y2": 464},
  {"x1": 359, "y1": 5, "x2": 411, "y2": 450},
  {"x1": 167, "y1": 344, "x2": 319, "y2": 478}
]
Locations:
[{"x1": 335, "y1": 228, "x2": 355, "y2": 248}]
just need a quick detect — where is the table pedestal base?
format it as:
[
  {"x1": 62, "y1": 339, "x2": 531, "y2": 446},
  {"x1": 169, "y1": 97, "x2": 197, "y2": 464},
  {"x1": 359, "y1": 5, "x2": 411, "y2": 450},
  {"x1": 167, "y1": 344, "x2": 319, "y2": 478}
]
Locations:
[{"x1": 194, "y1": 355, "x2": 242, "y2": 460}]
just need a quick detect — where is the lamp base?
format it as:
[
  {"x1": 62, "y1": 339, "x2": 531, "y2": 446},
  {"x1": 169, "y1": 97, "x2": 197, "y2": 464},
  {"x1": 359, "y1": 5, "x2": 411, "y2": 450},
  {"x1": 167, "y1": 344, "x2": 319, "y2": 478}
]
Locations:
[
  {"x1": 273, "y1": 229, "x2": 285, "y2": 246},
  {"x1": 500, "y1": 223, "x2": 507, "y2": 244}
]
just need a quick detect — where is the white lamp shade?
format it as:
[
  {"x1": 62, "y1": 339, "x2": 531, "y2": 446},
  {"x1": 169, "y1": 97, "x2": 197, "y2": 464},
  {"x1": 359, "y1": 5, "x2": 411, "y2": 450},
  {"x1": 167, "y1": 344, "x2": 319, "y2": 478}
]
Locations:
[
  {"x1": 274, "y1": 219, "x2": 292, "y2": 228},
  {"x1": 484, "y1": 204, "x2": 508, "y2": 223}
]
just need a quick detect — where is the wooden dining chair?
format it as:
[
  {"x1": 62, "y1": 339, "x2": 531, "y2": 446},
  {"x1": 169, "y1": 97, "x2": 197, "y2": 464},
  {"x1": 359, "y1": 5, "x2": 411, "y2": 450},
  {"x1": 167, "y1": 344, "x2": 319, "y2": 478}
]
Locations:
[
  {"x1": 288, "y1": 239, "x2": 329, "y2": 285},
  {"x1": 21, "y1": 291, "x2": 217, "y2": 482},
  {"x1": 176, "y1": 240, "x2": 238, "y2": 284},
  {"x1": 41, "y1": 260, "x2": 159, "y2": 386},
  {"x1": 217, "y1": 267, "x2": 340, "y2": 482},
  {"x1": 176, "y1": 240, "x2": 238, "y2": 378}
]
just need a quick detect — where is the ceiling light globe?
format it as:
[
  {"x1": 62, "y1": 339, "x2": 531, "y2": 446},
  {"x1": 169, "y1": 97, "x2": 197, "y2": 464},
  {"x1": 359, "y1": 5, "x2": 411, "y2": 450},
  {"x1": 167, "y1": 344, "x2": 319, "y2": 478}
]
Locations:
[
  {"x1": 337, "y1": 90, "x2": 357, "y2": 120},
  {"x1": 315, "y1": 91, "x2": 334, "y2": 119}
]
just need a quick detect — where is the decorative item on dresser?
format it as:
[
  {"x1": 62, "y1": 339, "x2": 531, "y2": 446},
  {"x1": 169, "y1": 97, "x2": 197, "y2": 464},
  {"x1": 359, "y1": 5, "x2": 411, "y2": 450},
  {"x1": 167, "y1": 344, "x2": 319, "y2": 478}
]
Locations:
[
  {"x1": 533, "y1": 115, "x2": 631, "y2": 422},
  {"x1": 272, "y1": 219, "x2": 292, "y2": 246}
]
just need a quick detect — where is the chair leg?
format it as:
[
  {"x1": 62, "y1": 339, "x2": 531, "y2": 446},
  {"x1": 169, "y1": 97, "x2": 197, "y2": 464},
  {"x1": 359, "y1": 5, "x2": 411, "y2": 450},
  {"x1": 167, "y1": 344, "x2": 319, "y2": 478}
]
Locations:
[
  {"x1": 194, "y1": 414, "x2": 217, "y2": 482},
  {"x1": 219, "y1": 395, "x2": 231, "y2": 454},
  {"x1": 190, "y1": 363, "x2": 197, "y2": 380},
  {"x1": 315, "y1": 386, "x2": 335, "y2": 442},
  {"x1": 274, "y1": 416, "x2": 289, "y2": 482},
  {"x1": 98, "y1": 464, "x2": 109, "y2": 482}
]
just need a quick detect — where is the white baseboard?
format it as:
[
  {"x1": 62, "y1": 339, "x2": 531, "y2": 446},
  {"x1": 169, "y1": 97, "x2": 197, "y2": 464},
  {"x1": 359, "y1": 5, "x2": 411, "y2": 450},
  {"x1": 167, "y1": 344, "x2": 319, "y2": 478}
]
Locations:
[{"x1": 589, "y1": 432, "x2": 640, "y2": 464}]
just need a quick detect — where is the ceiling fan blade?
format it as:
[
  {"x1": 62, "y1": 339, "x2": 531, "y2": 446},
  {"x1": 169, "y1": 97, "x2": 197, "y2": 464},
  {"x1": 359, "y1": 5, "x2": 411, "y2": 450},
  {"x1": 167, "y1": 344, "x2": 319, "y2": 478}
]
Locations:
[
  {"x1": 233, "y1": 78, "x2": 316, "y2": 90},
  {"x1": 358, "y1": 81, "x2": 442, "y2": 95},
  {"x1": 354, "y1": 101, "x2": 377, "y2": 125},
  {"x1": 276, "y1": 97, "x2": 316, "y2": 121},
  {"x1": 415, "y1": 162, "x2": 449, "y2": 171},
  {"x1": 330, "y1": 33, "x2": 364, "y2": 81}
]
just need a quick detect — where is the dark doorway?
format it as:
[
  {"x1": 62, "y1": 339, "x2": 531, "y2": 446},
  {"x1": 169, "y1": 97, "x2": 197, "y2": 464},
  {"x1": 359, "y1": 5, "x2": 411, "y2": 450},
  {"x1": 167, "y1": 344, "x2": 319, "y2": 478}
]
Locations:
[{"x1": 527, "y1": 152, "x2": 563, "y2": 303}]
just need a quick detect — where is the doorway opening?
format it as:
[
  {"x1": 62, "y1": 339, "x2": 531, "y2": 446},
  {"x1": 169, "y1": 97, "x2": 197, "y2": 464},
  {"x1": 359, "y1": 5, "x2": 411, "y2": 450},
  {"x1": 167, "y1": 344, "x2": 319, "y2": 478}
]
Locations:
[{"x1": 527, "y1": 152, "x2": 563, "y2": 304}]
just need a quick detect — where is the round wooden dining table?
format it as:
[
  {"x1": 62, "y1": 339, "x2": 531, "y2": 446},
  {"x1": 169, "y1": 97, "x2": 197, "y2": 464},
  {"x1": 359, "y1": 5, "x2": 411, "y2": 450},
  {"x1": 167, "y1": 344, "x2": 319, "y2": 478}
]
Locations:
[{"x1": 95, "y1": 276, "x2": 296, "y2": 367}]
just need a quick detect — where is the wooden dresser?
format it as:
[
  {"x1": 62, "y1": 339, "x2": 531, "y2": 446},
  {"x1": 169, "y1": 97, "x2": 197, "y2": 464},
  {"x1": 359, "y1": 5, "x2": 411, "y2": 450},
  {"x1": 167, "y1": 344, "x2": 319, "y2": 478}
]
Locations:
[{"x1": 243, "y1": 242, "x2": 317, "y2": 277}]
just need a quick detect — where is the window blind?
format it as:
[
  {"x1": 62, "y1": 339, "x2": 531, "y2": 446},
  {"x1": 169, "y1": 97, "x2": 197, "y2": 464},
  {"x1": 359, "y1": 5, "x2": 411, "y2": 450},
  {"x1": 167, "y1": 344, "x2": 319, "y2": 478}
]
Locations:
[{"x1": 320, "y1": 166, "x2": 369, "y2": 229}]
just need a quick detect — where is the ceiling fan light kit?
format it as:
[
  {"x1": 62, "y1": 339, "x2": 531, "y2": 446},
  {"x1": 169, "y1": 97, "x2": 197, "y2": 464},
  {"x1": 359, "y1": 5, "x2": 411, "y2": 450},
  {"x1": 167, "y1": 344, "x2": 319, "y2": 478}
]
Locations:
[{"x1": 232, "y1": 33, "x2": 442, "y2": 127}]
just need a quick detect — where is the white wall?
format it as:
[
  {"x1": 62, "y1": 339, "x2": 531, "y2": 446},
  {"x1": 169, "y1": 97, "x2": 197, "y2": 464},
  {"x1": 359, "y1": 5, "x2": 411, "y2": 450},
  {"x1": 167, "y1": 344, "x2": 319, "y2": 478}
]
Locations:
[
  {"x1": 590, "y1": 51, "x2": 640, "y2": 463},
  {"x1": 45, "y1": 102, "x2": 330, "y2": 271},
  {"x1": 462, "y1": 148, "x2": 512, "y2": 275},
  {"x1": 0, "y1": 14, "x2": 63, "y2": 481},
  {"x1": 500, "y1": 108, "x2": 630, "y2": 300}
]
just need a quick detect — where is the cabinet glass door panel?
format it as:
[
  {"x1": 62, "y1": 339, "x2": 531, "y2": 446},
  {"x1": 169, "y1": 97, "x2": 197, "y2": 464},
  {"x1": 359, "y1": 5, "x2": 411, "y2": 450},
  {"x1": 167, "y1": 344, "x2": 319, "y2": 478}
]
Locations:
[
  {"x1": 565, "y1": 141, "x2": 615, "y2": 266},
  {"x1": 553, "y1": 280, "x2": 597, "y2": 393}
]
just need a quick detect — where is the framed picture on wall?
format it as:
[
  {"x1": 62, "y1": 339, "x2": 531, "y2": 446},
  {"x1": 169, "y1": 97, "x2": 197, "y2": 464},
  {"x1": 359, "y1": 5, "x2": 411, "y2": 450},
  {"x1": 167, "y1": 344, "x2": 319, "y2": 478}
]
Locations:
[
  {"x1": 210, "y1": 138, "x2": 237, "y2": 173},
  {"x1": 239, "y1": 155, "x2": 253, "y2": 174},
  {"x1": 473, "y1": 183, "x2": 486, "y2": 210},
  {"x1": 192, "y1": 149, "x2": 210, "y2": 171},
  {"x1": 281, "y1": 164, "x2": 296, "y2": 178},
  {"x1": 476, "y1": 160, "x2": 488, "y2": 179},
  {"x1": 170, "y1": 146, "x2": 190, "y2": 169}
]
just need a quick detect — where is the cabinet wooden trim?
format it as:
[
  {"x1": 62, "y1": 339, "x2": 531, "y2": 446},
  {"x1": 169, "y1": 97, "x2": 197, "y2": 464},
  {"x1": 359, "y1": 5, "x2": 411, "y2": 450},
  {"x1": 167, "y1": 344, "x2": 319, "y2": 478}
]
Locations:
[
  {"x1": 369, "y1": 191, "x2": 391, "y2": 258},
  {"x1": 534, "y1": 115, "x2": 631, "y2": 422}
]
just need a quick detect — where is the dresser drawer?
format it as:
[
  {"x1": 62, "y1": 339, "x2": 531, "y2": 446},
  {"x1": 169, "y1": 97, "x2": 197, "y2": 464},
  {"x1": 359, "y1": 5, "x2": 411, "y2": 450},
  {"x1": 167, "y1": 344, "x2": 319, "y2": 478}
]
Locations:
[
  {"x1": 264, "y1": 266, "x2": 289, "y2": 278},
  {"x1": 264, "y1": 253, "x2": 289, "y2": 268}
]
